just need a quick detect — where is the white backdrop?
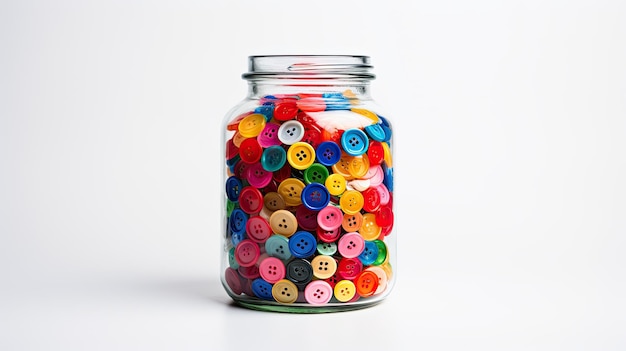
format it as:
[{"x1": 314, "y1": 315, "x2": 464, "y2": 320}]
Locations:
[{"x1": 1, "y1": 0, "x2": 625, "y2": 350}]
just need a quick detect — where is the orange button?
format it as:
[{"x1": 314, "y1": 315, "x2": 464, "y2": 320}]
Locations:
[
  {"x1": 347, "y1": 154, "x2": 370, "y2": 179},
  {"x1": 342, "y1": 212, "x2": 363, "y2": 232},
  {"x1": 359, "y1": 213, "x2": 381, "y2": 240},
  {"x1": 238, "y1": 113, "x2": 266, "y2": 138},
  {"x1": 355, "y1": 270, "x2": 379, "y2": 297}
]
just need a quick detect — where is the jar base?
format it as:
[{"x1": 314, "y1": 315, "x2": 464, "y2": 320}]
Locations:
[{"x1": 228, "y1": 293, "x2": 384, "y2": 313}]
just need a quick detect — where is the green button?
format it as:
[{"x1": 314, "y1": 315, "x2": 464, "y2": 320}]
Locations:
[
  {"x1": 228, "y1": 246, "x2": 239, "y2": 269},
  {"x1": 372, "y1": 240, "x2": 387, "y2": 266},
  {"x1": 226, "y1": 199, "x2": 236, "y2": 217},
  {"x1": 303, "y1": 163, "x2": 330, "y2": 185},
  {"x1": 317, "y1": 241, "x2": 337, "y2": 256}
]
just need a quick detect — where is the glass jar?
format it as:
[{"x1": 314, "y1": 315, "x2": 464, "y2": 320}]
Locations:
[{"x1": 220, "y1": 55, "x2": 395, "y2": 313}]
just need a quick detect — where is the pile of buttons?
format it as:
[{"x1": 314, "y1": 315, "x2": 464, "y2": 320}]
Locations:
[{"x1": 224, "y1": 91, "x2": 394, "y2": 305}]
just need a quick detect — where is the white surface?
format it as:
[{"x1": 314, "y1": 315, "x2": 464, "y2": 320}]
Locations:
[{"x1": 1, "y1": 0, "x2": 625, "y2": 350}]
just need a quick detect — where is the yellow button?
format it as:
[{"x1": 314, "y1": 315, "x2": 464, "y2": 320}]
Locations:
[
  {"x1": 351, "y1": 108, "x2": 379, "y2": 123},
  {"x1": 271, "y1": 279, "x2": 298, "y2": 304},
  {"x1": 342, "y1": 89, "x2": 359, "y2": 105},
  {"x1": 311, "y1": 255, "x2": 337, "y2": 280},
  {"x1": 264, "y1": 192, "x2": 286, "y2": 212},
  {"x1": 382, "y1": 141, "x2": 393, "y2": 167},
  {"x1": 325, "y1": 173, "x2": 347, "y2": 196},
  {"x1": 277, "y1": 178, "x2": 305, "y2": 207},
  {"x1": 347, "y1": 154, "x2": 370, "y2": 179},
  {"x1": 331, "y1": 153, "x2": 354, "y2": 180},
  {"x1": 269, "y1": 209, "x2": 298, "y2": 237},
  {"x1": 334, "y1": 280, "x2": 356, "y2": 302},
  {"x1": 339, "y1": 190, "x2": 364, "y2": 215},
  {"x1": 238, "y1": 113, "x2": 266, "y2": 138},
  {"x1": 359, "y1": 213, "x2": 381, "y2": 240},
  {"x1": 287, "y1": 142, "x2": 315, "y2": 170}
]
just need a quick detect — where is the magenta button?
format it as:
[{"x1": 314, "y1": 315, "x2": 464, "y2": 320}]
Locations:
[
  {"x1": 295, "y1": 206, "x2": 319, "y2": 231},
  {"x1": 246, "y1": 162, "x2": 273, "y2": 188},
  {"x1": 257, "y1": 122, "x2": 282, "y2": 148},
  {"x1": 225, "y1": 267, "x2": 244, "y2": 295}
]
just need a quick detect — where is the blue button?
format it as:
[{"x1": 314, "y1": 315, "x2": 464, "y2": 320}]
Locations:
[
  {"x1": 225, "y1": 176, "x2": 243, "y2": 202},
  {"x1": 230, "y1": 229, "x2": 246, "y2": 246},
  {"x1": 301, "y1": 183, "x2": 330, "y2": 211},
  {"x1": 265, "y1": 235, "x2": 292, "y2": 261},
  {"x1": 251, "y1": 278, "x2": 274, "y2": 300},
  {"x1": 322, "y1": 92, "x2": 350, "y2": 110},
  {"x1": 229, "y1": 208, "x2": 248, "y2": 236},
  {"x1": 383, "y1": 164, "x2": 393, "y2": 192},
  {"x1": 261, "y1": 145, "x2": 287, "y2": 172},
  {"x1": 341, "y1": 128, "x2": 369, "y2": 156},
  {"x1": 382, "y1": 125, "x2": 392, "y2": 142},
  {"x1": 316, "y1": 141, "x2": 341, "y2": 166},
  {"x1": 358, "y1": 240, "x2": 379, "y2": 265},
  {"x1": 364, "y1": 124, "x2": 386, "y2": 142},
  {"x1": 288, "y1": 231, "x2": 317, "y2": 258},
  {"x1": 378, "y1": 115, "x2": 391, "y2": 127},
  {"x1": 254, "y1": 104, "x2": 274, "y2": 121}
]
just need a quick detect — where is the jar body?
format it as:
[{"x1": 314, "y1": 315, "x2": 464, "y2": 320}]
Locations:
[{"x1": 220, "y1": 56, "x2": 396, "y2": 312}]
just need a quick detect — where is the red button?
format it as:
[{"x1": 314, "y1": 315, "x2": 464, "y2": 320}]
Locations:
[
  {"x1": 301, "y1": 125, "x2": 323, "y2": 149},
  {"x1": 246, "y1": 215, "x2": 272, "y2": 243},
  {"x1": 316, "y1": 226, "x2": 341, "y2": 243},
  {"x1": 273, "y1": 100, "x2": 299, "y2": 121},
  {"x1": 376, "y1": 205, "x2": 394, "y2": 228},
  {"x1": 337, "y1": 257, "x2": 363, "y2": 280},
  {"x1": 235, "y1": 239, "x2": 260, "y2": 267},
  {"x1": 367, "y1": 140, "x2": 384, "y2": 165},
  {"x1": 361, "y1": 187, "x2": 381, "y2": 213},
  {"x1": 238, "y1": 186, "x2": 264, "y2": 214},
  {"x1": 234, "y1": 160, "x2": 251, "y2": 181},
  {"x1": 239, "y1": 138, "x2": 262, "y2": 164},
  {"x1": 295, "y1": 205, "x2": 319, "y2": 231},
  {"x1": 273, "y1": 162, "x2": 292, "y2": 183},
  {"x1": 226, "y1": 138, "x2": 239, "y2": 160}
]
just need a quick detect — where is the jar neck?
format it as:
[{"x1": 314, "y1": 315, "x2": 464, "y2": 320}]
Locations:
[{"x1": 242, "y1": 55, "x2": 375, "y2": 99}]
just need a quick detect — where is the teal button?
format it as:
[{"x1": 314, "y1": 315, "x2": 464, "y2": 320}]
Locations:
[{"x1": 317, "y1": 241, "x2": 337, "y2": 256}]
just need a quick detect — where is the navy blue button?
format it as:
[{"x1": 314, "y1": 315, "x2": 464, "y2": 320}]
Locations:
[
  {"x1": 322, "y1": 92, "x2": 350, "y2": 110},
  {"x1": 316, "y1": 141, "x2": 341, "y2": 166},
  {"x1": 382, "y1": 125, "x2": 392, "y2": 142},
  {"x1": 300, "y1": 183, "x2": 330, "y2": 211},
  {"x1": 358, "y1": 240, "x2": 379, "y2": 265},
  {"x1": 229, "y1": 208, "x2": 248, "y2": 236},
  {"x1": 251, "y1": 278, "x2": 274, "y2": 300},
  {"x1": 225, "y1": 176, "x2": 243, "y2": 202},
  {"x1": 383, "y1": 164, "x2": 393, "y2": 192},
  {"x1": 364, "y1": 124, "x2": 386, "y2": 142},
  {"x1": 265, "y1": 235, "x2": 292, "y2": 261},
  {"x1": 286, "y1": 259, "x2": 313, "y2": 289},
  {"x1": 341, "y1": 128, "x2": 369, "y2": 156},
  {"x1": 288, "y1": 231, "x2": 317, "y2": 258},
  {"x1": 254, "y1": 104, "x2": 274, "y2": 121},
  {"x1": 261, "y1": 145, "x2": 286, "y2": 172}
]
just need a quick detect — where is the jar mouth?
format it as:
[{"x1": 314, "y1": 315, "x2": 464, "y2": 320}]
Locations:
[{"x1": 242, "y1": 55, "x2": 376, "y2": 80}]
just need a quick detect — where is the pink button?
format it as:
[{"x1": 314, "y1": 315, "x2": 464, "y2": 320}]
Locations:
[
  {"x1": 246, "y1": 162, "x2": 273, "y2": 188},
  {"x1": 366, "y1": 166, "x2": 384, "y2": 186},
  {"x1": 337, "y1": 232, "x2": 365, "y2": 258},
  {"x1": 258, "y1": 257, "x2": 286, "y2": 284},
  {"x1": 238, "y1": 186, "x2": 264, "y2": 214},
  {"x1": 235, "y1": 239, "x2": 260, "y2": 267},
  {"x1": 317, "y1": 206, "x2": 343, "y2": 231},
  {"x1": 225, "y1": 267, "x2": 244, "y2": 295},
  {"x1": 246, "y1": 216, "x2": 272, "y2": 243},
  {"x1": 257, "y1": 122, "x2": 282, "y2": 148},
  {"x1": 375, "y1": 184, "x2": 390, "y2": 206},
  {"x1": 295, "y1": 205, "x2": 319, "y2": 231},
  {"x1": 304, "y1": 280, "x2": 333, "y2": 305},
  {"x1": 316, "y1": 226, "x2": 341, "y2": 243}
]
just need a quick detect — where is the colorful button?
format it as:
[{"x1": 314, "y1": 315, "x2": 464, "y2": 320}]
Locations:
[
  {"x1": 245, "y1": 216, "x2": 272, "y2": 243},
  {"x1": 269, "y1": 209, "x2": 298, "y2": 237},
  {"x1": 254, "y1": 104, "x2": 274, "y2": 121},
  {"x1": 333, "y1": 280, "x2": 356, "y2": 302},
  {"x1": 300, "y1": 125, "x2": 323, "y2": 149},
  {"x1": 331, "y1": 153, "x2": 354, "y2": 180},
  {"x1": 367, "y1": 141, "x2": 384, "y2": 165},
  {"x1": 303, "y1": 163, "x2": 329, "y2": 184},
  {"x1": 260, "y1": 145, "x2": 286, "y2": 172},
  {"x1": 224, "y1": 267, "x2": 244, "y2": 295},
  {"x1": 259, "y1": 256, "x2": 286, "y2": 284},
  {"x1": 295, "y1": 205, "x2": 318, "y2": 231},
  {"x1": 381, "y1": 141, "x2": 393, "y2": 167},
  {"x1": 235, "y1": 239, "x2": 260, "y2": 267},
  {"x1": 325, "y1": 173, "x2": 347, "y2": 196},
  {"x1": 238, "y1": 264, "x2": 260, "y2": 280},
  {"x1": 238, "y1": 113, "x2": 266, "y2": 138},
  {"x1": 317, "y1": 205, "x2": 343, "y2": 231},
  {"x1": 364, "y1": 123, "x2": 386, "y2": 142},
  {"x1": 375, "y1": 184, "x2": 391, "y2": 206},
  {"x1": 232, "y1": 131, "x2": 247, "y2": 148},
  {"x1": 337, "y1": 257, "x2": 363, "y2": 280},
  {"x1": 364, "y1": 266, "x2": 388, "y2": 295},
  {"x1": 316, "y1": 226, "x2": 340, "y2": 244},
  {"x1": 257, "y1": 122, "x2": 281, "y2": 148},
  {"x1": 361, "y1": 187, "x2": 381, "y2": 213},
  {"x1": 301, "y1": 183, "x2": 330, "y2": 211},
  {"x1": 317, "y1": 241, "x2": 337, "y2": 256},
  {"x1": 251, "y1": 278, "x2": 274, "y2": 300},
  {"x1": 310, "y1": 255, "x2": 337, "y2": 280},
  {"x1": 273, "y1": 100, "x2": 299, "y2": 121},
  {"x1": 359, "y1": 213, "x2": 381, "y2": 241},
  {"x1": 339, "y1": 190, "x2": 364, "y2": 215},
  {"x1": 271, "y1": 279, "x2": 298, "y2": 304},
  {"x1": 286, "y1": 259, "x2": 313, "y2": 289},
  {"x1": 227, "y1": 111, "x2": 252, "y2": 131},
  {"x1": 341, "y1": 128, "x2": 369, "y2": 156},
  {"x1": 278, "y1": 120, "x2": 305, "y2": 145},
  {"x1": 372, "y1": 240, "x2": 387, "y2": 266},
  {"x1": 246, "y1": 162, "x2": 273, "y2": 188},
  {"x1": 342, "y1": 212, "x2": 363, "y2": 232},
  {"x1": 316, "y1": 141, "x2": 342, "y2": 166},
  {"x1": 287, "y1": 142, "x2": 315, "y2": 170},
  {"x1": 238, "y1": 186, "x2": 264, "y2": 214},
  {"x1": 273, "y1": 162, "x2": 292, "y2": 183},
  {"x1": 238, "y1": 138, "x2": 263, "y2": 164},
  {"x1": 351, "y1": 108, "x2": 380, "y2": 123},
  {"x1": 288, "y1": 231, "x2": 317, "y2": 258},
  {"x1": 277, "y1": 177, "x2": 305, "y2": 207},
  {"x1": 225, "y1": 176, "x2": 242, "y2": 202},
  {"x1": 337, "y1": 232, "x2": 365, "y2": 258},
  {"x1": 382, "y1": 164, "x2": 393, "y2": 191},
  {"x1": 347, "y1": 155, "x2": 370, "y2": 178},
  {"x1": 229, "y1": 208, "x2": 247, "y2": 236},
  {"x1": 304, "y1": 280, "x2": 333, "y2": 305},
  {"x1": 376, "y1": 204, "x2": 394, "y2": 228},
  {"x1": 226, "y1": 138, "x2": 239, "y2": 160},
  {"x1": 263, "y1": 192, "x2": 286, "y2": 211},
  {"x1": 265, "y1": 235, "x2": 292, "y2": 260},
  {"x1": 366, "y1": 165, "x2": 384, "y2": 186},
  {"x1": 358, "y1": 240, "x2": 379, "y2": 266},
  {"x1": 354, "y1": 270, "x2": 379, "y2": 297}
]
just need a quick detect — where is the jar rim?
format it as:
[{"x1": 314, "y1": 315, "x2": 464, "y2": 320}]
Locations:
[{"x1": 242, "y1": 55, "x2": 376, "y2": 80}]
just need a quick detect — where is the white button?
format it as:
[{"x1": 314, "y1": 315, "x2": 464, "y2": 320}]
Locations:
[{"x1": 278, "y1": 120, "x2": 305, "y2": 145}]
